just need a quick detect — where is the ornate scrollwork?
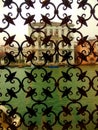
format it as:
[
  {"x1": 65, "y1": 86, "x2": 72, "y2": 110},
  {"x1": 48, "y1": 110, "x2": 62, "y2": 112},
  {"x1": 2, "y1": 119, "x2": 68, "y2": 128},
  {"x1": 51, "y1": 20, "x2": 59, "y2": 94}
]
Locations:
[{"x1": 1, "y1": 0, "x2": 98, "y2": 130}]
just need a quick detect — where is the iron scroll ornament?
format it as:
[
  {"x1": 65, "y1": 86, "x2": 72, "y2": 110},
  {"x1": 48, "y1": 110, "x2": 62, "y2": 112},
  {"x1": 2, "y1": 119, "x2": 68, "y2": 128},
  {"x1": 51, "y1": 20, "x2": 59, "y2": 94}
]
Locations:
[{"x1": 0, "y1": 0, "x2": 98, "y2": 130}]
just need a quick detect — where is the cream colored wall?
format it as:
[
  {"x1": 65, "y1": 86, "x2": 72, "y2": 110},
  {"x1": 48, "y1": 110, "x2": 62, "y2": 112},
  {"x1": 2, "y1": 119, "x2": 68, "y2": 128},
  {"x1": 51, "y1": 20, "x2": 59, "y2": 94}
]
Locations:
[{"x1": 29, "y1": 23, "x2": 75, "y2": 65}]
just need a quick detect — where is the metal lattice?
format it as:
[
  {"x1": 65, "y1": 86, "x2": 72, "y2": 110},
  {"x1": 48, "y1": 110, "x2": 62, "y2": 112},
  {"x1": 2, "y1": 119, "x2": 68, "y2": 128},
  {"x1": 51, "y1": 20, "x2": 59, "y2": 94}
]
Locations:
[{"x1": 0, "y1": 0, "x2": 98, "y2": 130}]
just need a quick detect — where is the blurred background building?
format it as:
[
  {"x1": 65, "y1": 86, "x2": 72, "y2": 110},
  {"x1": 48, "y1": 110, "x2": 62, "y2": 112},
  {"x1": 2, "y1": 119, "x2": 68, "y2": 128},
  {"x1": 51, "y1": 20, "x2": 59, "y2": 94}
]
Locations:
[{"x1": 1, "y1": 22, "x2": 98, "y2": 66}]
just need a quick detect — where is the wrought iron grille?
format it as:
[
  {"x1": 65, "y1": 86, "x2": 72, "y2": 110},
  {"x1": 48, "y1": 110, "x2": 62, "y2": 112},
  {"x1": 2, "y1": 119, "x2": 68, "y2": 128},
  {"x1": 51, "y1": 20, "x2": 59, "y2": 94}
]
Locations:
[{"x1": 0, "y1": 0, "x2": 98, "y2": 130}]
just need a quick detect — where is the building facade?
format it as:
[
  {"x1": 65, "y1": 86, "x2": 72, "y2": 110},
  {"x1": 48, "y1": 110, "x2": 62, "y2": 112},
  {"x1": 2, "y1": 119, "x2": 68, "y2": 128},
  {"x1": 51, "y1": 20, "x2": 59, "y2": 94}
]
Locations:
[
  {"x1": 75, "y1": 38, "x2": 98, "y2": 64},
  {"x1": 29, "y1": 22, "x2": 75, "y2": 66},
  {"x1": 0, "y1": 45, "x2": 30, "y2": 67},
  {"x1": 0, "y1": 22, "x2": 81, "y2": 66}
]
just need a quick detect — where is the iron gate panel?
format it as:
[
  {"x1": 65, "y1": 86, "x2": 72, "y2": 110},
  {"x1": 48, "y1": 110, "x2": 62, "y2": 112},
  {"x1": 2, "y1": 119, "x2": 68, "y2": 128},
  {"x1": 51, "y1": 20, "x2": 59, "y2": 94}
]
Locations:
[{"x1": 0, "y1": 0, "x2": 98, "y2": 130}]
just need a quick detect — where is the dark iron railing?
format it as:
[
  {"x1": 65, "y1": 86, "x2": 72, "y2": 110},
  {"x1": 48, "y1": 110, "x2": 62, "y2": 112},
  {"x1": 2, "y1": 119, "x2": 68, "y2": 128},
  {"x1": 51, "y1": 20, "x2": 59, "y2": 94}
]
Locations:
[{"x1": 0, "y1": 0, "x2": 98, "y2": 130}]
